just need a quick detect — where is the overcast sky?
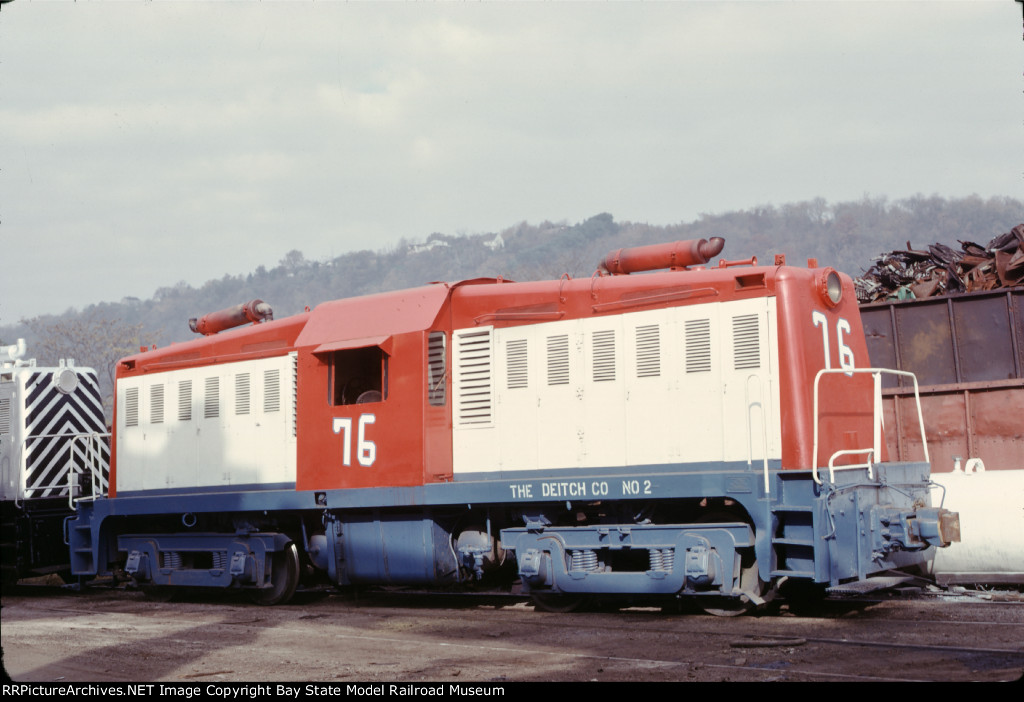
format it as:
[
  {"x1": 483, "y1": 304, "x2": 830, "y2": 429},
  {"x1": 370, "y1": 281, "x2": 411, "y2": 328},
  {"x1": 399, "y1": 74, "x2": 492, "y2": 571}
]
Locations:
[{"x1": 1, "y1": 1, "x2": 1021, "y2": 323}]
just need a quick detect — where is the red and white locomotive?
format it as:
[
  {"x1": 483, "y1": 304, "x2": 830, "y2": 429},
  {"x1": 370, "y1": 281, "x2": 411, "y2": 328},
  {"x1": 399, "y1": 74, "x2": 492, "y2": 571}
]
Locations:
[{"x1": 68, "y1": 239, "x2": 960, "y2": 611}]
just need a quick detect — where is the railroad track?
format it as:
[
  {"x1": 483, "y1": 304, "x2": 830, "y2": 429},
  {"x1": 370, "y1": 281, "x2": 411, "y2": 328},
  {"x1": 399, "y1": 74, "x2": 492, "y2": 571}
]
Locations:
[{"x1": 4, "y1": 587, "x2": 1023, "y2": 682}]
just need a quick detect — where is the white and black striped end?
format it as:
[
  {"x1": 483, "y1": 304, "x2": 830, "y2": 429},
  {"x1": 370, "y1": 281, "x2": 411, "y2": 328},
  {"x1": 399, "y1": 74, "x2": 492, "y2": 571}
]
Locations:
[{"x1": 23, "y1": 369, "x2": 110, "y2": 499}]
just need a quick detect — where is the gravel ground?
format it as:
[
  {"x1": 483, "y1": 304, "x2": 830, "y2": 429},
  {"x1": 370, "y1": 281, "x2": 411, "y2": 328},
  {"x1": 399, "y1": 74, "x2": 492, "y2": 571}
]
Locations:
[{"x1": 2, "y1": 582, "x2": 1023, "y2": 683}]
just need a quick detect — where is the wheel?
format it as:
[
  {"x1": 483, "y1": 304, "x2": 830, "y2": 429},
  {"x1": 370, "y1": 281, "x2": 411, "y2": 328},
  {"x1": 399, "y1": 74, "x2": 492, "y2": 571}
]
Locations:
[
  {"x1": 531, "y1": 591, "x2": 586, "y2": 613},
  {"x1": 700, "y1": 595, "x2": 756, "y2": 617},
  {"x1": 139, "y1": 584, "x2": 177, "y2": 602},
  {"x1": 694, "y1": 510, "x2": 769, "y2": 617},
  {"x1": 699, "y1": 555, "x2": 765, "y2": 617},
  {"x1": 249, "y1": 543, "x2": 300, "y2": 606}
]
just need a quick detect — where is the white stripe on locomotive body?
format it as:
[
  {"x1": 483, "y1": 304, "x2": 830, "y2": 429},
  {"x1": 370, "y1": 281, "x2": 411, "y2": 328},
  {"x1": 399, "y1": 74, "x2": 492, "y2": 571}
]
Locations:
[
  {"x1": 116, "y1": 352, "x2": 298, "y2": 493},
  {"x1": 0, "y1": 365, "x2": 110, "y2": 501},
  {"x1": 452, "y1": 297, "x2": 781, "y2": 475}
]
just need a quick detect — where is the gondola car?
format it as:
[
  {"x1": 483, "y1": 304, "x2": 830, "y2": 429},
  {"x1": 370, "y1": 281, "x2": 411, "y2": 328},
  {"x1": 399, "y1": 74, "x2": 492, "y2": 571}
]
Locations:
[{"x1": 66, "y1": 239, "x2": 960, "y2": 612}]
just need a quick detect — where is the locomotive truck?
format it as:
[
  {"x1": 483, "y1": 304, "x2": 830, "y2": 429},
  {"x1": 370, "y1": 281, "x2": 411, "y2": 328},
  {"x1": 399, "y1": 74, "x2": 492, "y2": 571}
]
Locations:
[{"x1": 62, "y1": 239, "x2": 960, "y2": 612}]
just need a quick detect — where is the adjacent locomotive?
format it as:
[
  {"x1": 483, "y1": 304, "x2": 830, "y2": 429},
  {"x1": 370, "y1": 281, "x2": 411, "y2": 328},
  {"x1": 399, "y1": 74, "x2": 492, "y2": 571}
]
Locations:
[
  {"x1": 66, "y1": 239, "x2": 960, "y2": 611},
  {"x1": 1, "y1": 341, "x2": 109, "y2": 586}
]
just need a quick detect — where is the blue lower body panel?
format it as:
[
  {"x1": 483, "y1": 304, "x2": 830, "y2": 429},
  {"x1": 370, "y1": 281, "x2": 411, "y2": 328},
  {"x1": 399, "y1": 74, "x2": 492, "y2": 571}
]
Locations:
[{"x1": 67, "y1": 460, "x2": 956, "y2": 602}]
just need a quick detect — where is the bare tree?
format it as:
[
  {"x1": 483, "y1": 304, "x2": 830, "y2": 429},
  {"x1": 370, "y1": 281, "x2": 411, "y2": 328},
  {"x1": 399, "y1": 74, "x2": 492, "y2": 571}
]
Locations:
[{"x1": 20, "y1": 310, "x2": 154, "y2": 420}]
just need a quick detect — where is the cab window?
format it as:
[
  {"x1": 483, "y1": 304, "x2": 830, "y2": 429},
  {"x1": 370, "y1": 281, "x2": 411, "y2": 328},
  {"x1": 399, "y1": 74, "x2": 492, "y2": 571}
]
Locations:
[{"x1": 330, "y1": 347, "x2": 388, "y2": 405}]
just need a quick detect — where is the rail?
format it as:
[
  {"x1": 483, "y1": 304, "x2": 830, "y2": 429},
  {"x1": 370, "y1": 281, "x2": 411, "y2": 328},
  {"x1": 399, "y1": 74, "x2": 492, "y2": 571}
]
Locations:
[{"x1": 812, "y1": 368, "x2": 928, "y2": 485}]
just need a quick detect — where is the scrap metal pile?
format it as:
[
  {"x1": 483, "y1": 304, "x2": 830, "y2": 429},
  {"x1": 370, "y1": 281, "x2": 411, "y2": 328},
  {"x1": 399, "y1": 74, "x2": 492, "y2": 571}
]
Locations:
[{"x1": 855, "y1": 224, "x2": 1024, "y2": 303}]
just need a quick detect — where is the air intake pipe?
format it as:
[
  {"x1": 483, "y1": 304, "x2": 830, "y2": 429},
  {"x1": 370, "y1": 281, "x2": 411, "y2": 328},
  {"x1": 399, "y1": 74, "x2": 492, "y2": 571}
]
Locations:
[
  {"x1": 189, "y1": 300, "x2": 273, "y2": 335},
  {"x1": 3, "y1": 338, "x2": 27, "y2": 362},
  {"x1": 599, "y1": 238, "x2": 725, "y2": 275}
]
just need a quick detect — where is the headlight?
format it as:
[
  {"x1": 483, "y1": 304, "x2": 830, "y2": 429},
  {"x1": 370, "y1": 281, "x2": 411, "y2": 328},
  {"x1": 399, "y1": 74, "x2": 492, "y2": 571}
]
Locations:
[
  {"x1": 52, "y1": 367, "x2": 79, "y2": 394},
  {"x1": 817, "y1": 268, "x2": 843, "y2": 308}
]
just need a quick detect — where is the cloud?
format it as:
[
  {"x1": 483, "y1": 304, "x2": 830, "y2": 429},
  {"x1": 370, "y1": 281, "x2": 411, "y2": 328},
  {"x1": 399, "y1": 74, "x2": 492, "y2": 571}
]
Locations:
[{"x1": 0, "y1": 1, "x2": 1018, "y2": 323}]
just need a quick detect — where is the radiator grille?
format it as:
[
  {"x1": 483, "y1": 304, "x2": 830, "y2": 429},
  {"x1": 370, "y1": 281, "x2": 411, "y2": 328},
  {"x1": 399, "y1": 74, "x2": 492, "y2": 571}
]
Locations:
[
  {"x1": 506, "y1": 338, "x2": 528, "y2": 389},
  {"x1": 177, "y1": 380, "x2": 192, "y2": 421},
  {"x1": 235, "y1": 373, "x2": 251, "y2": 415},
  {"x1": 204, "y1": 377, "x2": 220, "y2": 419},
  {"x1": 546, "y1": 334, "x2": 570, "y2": 386},
  {"x1": 732, "y1": 314, "x2": 761, "y2": 370},
  {"x1": 264, "y1": 369, "x2": 281, "y2": 413},
  {"x1": 635, "y1": 324, "x2": 661, "y2": 378},
  {"x1": 685, "y1": 319, "x2": 712, "y2": 373},
  {"x1": 456, "y1": 329, "x2": 493, "y2": 425},
  {"x1": 592, "y1": 329, "x2": 617, "y2": 382},
  {"x1": 149, "y1": 385, "x2": 164, "y2": 424}
]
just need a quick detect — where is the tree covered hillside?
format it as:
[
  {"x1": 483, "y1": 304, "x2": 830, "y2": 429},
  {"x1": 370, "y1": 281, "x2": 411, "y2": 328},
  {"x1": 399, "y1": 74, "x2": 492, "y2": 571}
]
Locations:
[{"x1": 4, "y1": 193, "x2": 1021, "y2": 414}]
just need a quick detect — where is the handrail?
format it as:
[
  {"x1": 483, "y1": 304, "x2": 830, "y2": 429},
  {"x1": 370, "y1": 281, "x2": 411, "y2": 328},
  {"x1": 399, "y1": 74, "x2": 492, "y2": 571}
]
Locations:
[
  {"x1": 67, "y1": 432, "x2": 111, "y2": 507},
  {"x1": 827, "y1": 448, "x2": 874, "y2": 483},
  {"x1": 744, "y1": 374, "x2": 771, "y2": 494},
  {"x1": 811, "y1": 367, "x2": 928, "y2": 485},
  {"x1": 17, "y1": 431, "x2": 110, "y2": 506}
]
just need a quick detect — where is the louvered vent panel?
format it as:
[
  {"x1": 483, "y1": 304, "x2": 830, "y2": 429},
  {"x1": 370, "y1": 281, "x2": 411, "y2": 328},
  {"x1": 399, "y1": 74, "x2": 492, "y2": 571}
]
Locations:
[
  {"x1": 178, "y1": 380, "x2": 192, "y2": 421},
  {"x1": 733, "y1": 314, "x2": 761, "y2": 370},
  {"x1": 235, "y1": 373, "x2": 251, "y2": 415},
  {"x1": 290, "y1": 353, "x2": 298, "y2": 436},
  {"x1": 592, "y1": 330, "x2": 616, "y2": 382},
  {"x1": 204, "y1": 377, "x2": 220, "y2": 419},
  {"x1": 150, "y1": 385, "x2": 164, "y2": 424},
  {"x1": 546, "y1": 335, "x2": 570, "y2": 386},
  {"x1": 125, "y1": 387, "x2": 139, "y2": 427},
  {"x1": 635, "y1": 324, "x2": 661, "y2": 378},
  {"x1": 456, "y1": 329, "x2": 493, "y2": 425},
  {"x1": 0, "y1": 397, "x2": 11, "y2": 435},
  {"x1": 506, "y1": 339, "x2": 528, "y2": 389},
  {"x1": 264, "y1": 369, "x2": 280, "y2": 413},
  {"x1": 685, "y1": 319, "x2": 712, "y2": 373},
  {"x1": 427, "y1": 331, "x2": 447, "y2": 405}
]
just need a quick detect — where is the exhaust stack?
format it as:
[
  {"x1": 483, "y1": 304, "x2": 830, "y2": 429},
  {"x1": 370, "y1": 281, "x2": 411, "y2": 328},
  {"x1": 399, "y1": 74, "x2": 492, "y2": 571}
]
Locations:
[
  {"x1": 189, "y1": 300, "x2": 273, "y2": 336},
  {"x1": 3, "y1": 338, "x2": 27, "y2": 364},
  {"x1": 599, "y1": 238, "x2": 725, "y2": 275}
]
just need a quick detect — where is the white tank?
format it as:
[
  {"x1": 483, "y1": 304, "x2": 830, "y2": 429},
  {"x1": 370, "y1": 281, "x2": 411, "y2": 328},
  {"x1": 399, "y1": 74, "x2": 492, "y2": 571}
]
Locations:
[{"x1": 928, "y1": 460, "x2": 1024, "y2": 586}]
